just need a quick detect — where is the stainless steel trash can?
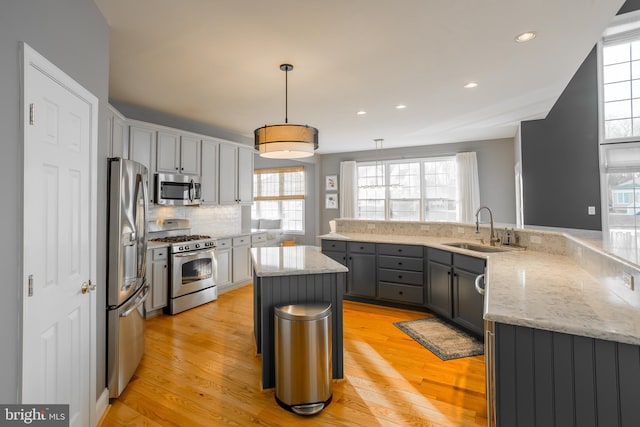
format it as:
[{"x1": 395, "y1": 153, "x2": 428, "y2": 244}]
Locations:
[{"x1": 274, "y1": 303, "x2": 332, "y2": 415}]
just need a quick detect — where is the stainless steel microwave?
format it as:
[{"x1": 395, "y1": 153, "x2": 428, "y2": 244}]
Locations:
[{"x1": 155, "y1": 173, "x2": 202, "y2": 206}]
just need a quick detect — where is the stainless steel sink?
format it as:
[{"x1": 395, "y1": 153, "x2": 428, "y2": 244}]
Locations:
[{"x1": 443, "y1": 242, "x2": 524, "y2": 253}]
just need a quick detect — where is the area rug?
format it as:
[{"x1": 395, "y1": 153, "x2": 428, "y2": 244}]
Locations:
[{"x1": 393, "y1": 317, "x2": 484, "y2": 361}]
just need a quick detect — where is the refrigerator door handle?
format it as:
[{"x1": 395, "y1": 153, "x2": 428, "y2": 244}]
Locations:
[{"x1": 120, "y1": 286, "x2": 149, "y2": 318}]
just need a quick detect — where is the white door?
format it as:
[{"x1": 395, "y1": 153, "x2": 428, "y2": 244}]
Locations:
[{"x1": 21, "y1": 44, "x2": 97, "y2": 427}]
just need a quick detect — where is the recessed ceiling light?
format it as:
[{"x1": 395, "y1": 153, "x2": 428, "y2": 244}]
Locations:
[
  {"x1": 515, "y1": 31, "x2": 536, "y2": 43},
  {"x1": 357, "y1": 110, "x2": 367, "y2": 115},
  {"x1": 464, "y1": 82, "x2": 478, "y2": 89},
  {"x1": 395, "y1": 104, "x2": 407, "y2": 109}
]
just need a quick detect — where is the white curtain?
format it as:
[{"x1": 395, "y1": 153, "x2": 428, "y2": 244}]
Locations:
[
  {"x1": 339, "y1": 161, "x2": 357, "y2": 218},
  {"x1": 456, "y1": 152, "x2": 480, "y2": 223}
]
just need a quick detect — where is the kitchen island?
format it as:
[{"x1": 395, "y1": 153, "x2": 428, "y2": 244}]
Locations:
[
  {"x1": 320, "y1": 218, "x2": 640, "y2": 425},
  {"x1": 250, "y1": 245, "x2": 348, "y2": 389}
]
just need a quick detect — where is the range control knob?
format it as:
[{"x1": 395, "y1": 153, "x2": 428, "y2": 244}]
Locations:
[
  {"x1": 178, "y1": 246, "x2": 184, "y2": 251},
  {"x1": 195, "y1": 243, "x2": 200, "y2": 249},
  {"x1": 184, "y1": 245, "x2": 190, "y2": 251}
]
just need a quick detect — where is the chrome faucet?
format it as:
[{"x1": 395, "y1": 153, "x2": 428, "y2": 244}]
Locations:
[{"x1": 475, "y1": 206, "x2": 499, "y2": 246}]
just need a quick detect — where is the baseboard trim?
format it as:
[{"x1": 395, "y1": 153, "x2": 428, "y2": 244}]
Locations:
[
  {"x1": 96, "y1": 388, "x2": 109, "y2": 424},
  {"x1": 219, "y1": 280, "x2": 251, "y2": 294}
]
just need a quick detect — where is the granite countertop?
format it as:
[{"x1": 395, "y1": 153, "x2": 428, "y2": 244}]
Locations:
[
  {"x1": 319, "y1": 232, "x2": 640, "y2": 346},
  {"x1": 251, "y1": 245, "x2": 348, "y2": 277},
  {"x1": 147, "y1": 230, "x2": 262, "y2": 248}
]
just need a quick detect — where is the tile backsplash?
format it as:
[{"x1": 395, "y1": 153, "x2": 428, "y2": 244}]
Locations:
[{"x1": 149, "y1": 204, "x2": 242, "y2": 235}]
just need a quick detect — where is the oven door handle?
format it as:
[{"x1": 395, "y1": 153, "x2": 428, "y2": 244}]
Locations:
[{"x1": 173, "y1": 249, "x2": 215, "y2": 259}]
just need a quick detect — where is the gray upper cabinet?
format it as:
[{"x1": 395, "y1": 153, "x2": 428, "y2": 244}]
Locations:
[
  {"x1": 219, "y1": 144, "x2": 254, "y2": 205},
  {"x1": 179, "y1": 135, "x2": 201, "y2": 175},
  {"x1": 107, "y1": 105, "x2": 129, "y2": 159},
  {"x1": 156, "y1": 131, "x2": 201, "y2": 175},
  {"x1": 129, "y1": 123, "x2": 156, "y2": 203},
  {"x1": 237, "y1": 147, "x2": 253, "y2": 204},
  {"x1": 200, "y1": 139, "x2": 219, "y2": 205}
]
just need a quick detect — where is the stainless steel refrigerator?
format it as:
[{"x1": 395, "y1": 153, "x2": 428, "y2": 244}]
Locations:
[{"x1": 106, "y1": 158, "x2": 149, "y2": 398}]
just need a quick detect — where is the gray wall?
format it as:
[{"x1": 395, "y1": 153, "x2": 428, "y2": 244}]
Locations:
[
  {"x1": 521, "y1": 48, "x2": 601, "y2": 230},
  {"x1": 519, "y1": 0, "x2": 640, "y2": 231},
  {"x1": 318, "y1": 138, "x2": 517, "y2": 234},
  {"x1": 253, "y1": 156, "x2": 319, "y2": 245},
  {"x1": 0, "y1": 0, "x2": 109, "y2": 401}
]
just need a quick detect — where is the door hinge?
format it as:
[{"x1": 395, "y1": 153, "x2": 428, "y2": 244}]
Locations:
[
  {"x1": 28, "y1": 274, "x2": 34, "y2": 297},
  {"x1": 29, "y1": 103, "x2": 34, "y2": 125}
]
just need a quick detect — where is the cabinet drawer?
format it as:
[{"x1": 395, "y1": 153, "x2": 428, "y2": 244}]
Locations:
[
  {"x1": 428, "y1": 248, "x2": 452, "y2": 265},
  {"x1": 378, "y1": 268, "x2": 423, "y2": 286},
  {"x1": 454, "y1": 253, "x2": 485, "y2": 273},
  {"x1": 347, "y1": 241, "x2": 376, "y2": 254},
  {"x1": 215, "y1": 238, "x2": 231, "y2": 249},
  {"x1": 153, "y1": 248, "x2": 167, "y2": 260},
  {"x1": 378, "y1": 282, "x2": 424, "y2": 305},
  {"x1": 378, "y1": 255, "x2": 423, "y2": 272},
  {"x1": 321, "y1": 240, "x2": 346, "y2": 252},
  {"x1": 251, "y1": 233, "x2": 266, "y2": 244},
  {"x1": 377, "y1": 243, "x2": 423, "y2": 258},
  {"x1": 233, "y1": 235, "x2": 250, "y2": 246}
]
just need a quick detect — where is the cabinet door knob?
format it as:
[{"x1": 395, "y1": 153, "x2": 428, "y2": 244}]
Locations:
[
  {"x1": 398, "y1": 249, "x2": 403, "y2": 253},
  {"x1": 398, "y1": 262, "x2": 403, "y2": 266},
  {"x1": 399, "y1": 291, "x2": 404, "y2": 295},
  {"x1": 398, "y1": 275, "x2": 403, "y2": 279}
]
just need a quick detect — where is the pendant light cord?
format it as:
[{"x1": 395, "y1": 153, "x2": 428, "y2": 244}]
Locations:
[{"x1": 284, "y1": 67, "x2": 288, "y2": 124}]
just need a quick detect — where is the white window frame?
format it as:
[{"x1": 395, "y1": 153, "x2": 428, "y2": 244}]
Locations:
[
  {"x1": 253, "y1": 166, "x2": 305, "y2": 234},
  {"x1": 355, "y1": 156, "x2": 457, "y2": 222},
  {"x1": 599, "y1": 10, "x2": 640, "y2": 239}
]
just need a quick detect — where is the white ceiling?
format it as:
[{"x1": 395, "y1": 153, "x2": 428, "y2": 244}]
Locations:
[{"x1": 96, "y1": 0, "x2": 625, "y2": 154}]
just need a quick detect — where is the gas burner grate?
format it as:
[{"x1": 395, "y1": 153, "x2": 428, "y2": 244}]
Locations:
[{"x1": 150, "y1": 234, "x2": 211, "y2": 243}]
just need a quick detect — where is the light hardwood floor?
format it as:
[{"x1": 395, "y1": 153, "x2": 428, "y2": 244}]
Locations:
[{"x1": 100, "y1": 284, "x2": 487, "y2": 426}]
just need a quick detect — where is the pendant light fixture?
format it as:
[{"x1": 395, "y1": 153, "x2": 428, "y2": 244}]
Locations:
[
  {"x1": 254, "y1": 64, "x2": 319, "y2": 159},
  {"x1": 360, "y1": 138, "x2": 401, "y2": 189}
]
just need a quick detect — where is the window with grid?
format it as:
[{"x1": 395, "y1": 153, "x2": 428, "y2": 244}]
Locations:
[
  {"x1": 388, "y1": 161, "x2": 421, "y2": 221},
  {"x1": 356, "y1": 156, "x2": 457, "y2": 221},
  {"x1": 602, "y1": 33, "x2": 640, "y2": 141},
  {"x1": 423, "y1": 157, "x2": 457, "y2": 221},
  {"x1": 252, "y1": 166, "x2": 305, "y2": 233},
  {"x1": 356, "y1": 164, "x2": 386, "y2": 219}
]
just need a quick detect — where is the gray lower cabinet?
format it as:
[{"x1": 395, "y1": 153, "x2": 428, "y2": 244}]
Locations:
[
  {"x1": 253, "y1": 270, "x2": 345, "y2": 389},
  {"x1": 145, "y1": 247, "x2": 168, "y2": 314},
  {"x1": 377, "y1": 243, "x2": 424, "y2": 306},
  {"x1": 232, "y1": 235, "x2": 251, "y2": 283},
  {"x1": 491, "y1": 322, "x2": 640, "y2": 427},
  {"x1": 452, "y1": 254, "x2": 485, "y2": 336},
  {"x1": 347, "y1": 242, "x2": 377, "y2": 298},
  {"x1": 320, "y1": 240, "x2": 484, "y2": 332},
  {"x1": 427, "y1": 248, "x2": 485, "y2": 336},
  {"x1": 427, "y1": 259, "x2": 453, "y2": 318},
  {"x1": 320, "y1": 239, "x2": 347, "y2": 266}
]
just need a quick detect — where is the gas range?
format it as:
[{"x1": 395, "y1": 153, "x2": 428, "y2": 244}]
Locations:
[{"x1": 150, "y1": 234, "x2": 216, "y2": 254}]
